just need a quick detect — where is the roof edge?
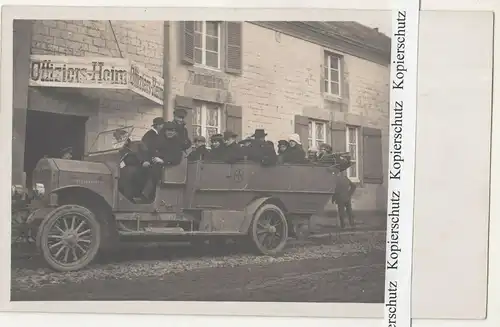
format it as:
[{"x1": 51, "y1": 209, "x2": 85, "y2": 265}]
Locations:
[{"x1": 249, "y1": 21, "x2": 391, "y2": 66}]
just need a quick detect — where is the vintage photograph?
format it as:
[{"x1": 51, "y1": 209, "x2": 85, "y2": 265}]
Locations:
[{"x1": 10, "y1": 17, "x2": 390, "y2": 304}]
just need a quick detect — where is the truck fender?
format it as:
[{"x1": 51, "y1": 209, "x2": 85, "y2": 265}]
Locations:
[
  {"x1": 26, "y1": 207, "x2": 57, "y2": 225},
  {"x1": 238, "y1": 197, "x2": 272, "y2": 233}
]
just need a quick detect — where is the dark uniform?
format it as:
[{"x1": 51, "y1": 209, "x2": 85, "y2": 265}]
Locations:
[
  {"x1": 276, "y1": 140, "x2": 289, "y2": 164},
  {"x1": 222, "y1": 131, "x2": 244, "y2": 164},
  {"x1": 187, "y1": 135, "x2": 209, "y2": 161},
  {"x1": 118, "y1": 140, "x2": 149, "y2": 200},
  {"x1": 332, "y1": 174, "x2": 357, "y2": 228},
  {"x1": 172, "y1": 108, "x2": 192, "y2": 150},
  {"x1": 238, "y1": 137, "x2": 253, "y2": 159},
  {"x1": 141, "y1": 117, "x2": 164, "y2": 161},
  {"x1": 206, "y1": 134, "x2": 225, "y2": 161},
  {"x1": 281, "y1": 145, "x2": 307, "y2": 164},
  {"x1": 246, "y1": 129, "x2": 277, "y2": 166},
  {"x1": 156, "y1": 122, "x2": 190, "y2": 165}
]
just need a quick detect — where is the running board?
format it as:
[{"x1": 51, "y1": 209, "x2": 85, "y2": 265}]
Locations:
[{"x1": 118, "y1": 228, "x2": 246, "y2": 241}]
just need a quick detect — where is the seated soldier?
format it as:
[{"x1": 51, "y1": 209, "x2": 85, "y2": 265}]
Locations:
[
  {"x1": 247, "y1": 129, "x2": 277, "y2": 166},
  {"x1": 156, "y1": 121, "x2": 188, "y2": 166},
  {"x1": 276, "y1": 139, "x2": 289, "y2": 164},
  {"x1": 238, "y1": 137, "x2": 253, "y2": 159},
  {"x1": 222, "y1": 131, "x2": 244, "y2": 164},
  {"x1": 281, "y1": 133, "x2": 308, "y2": 164},
  {"x1": 307, "y1": 147, "x2": 319, "y2": 163},
  {"x1": 317, "y1": 143, "x2": 336, "y2": 165},
  {"x1": 141, "y1": 122, "x2": 187, "y2": 200},
  {"x1": 187, "y1": 135, "x2": 209, "y2": 161},
  {"x1": 118, "y1": 139, "x2": 149, "y2": 201},
  {"x1": 206, "y1": 134, "x2": 225, "y2": 161}
]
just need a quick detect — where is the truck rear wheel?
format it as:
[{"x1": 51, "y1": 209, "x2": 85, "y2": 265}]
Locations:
[
  {"x1": 250, "y1": 203, "x2": 288, "y2": 255},
  {"x1": 37, "y1": 205, "x2": 101, "y2": 272}
]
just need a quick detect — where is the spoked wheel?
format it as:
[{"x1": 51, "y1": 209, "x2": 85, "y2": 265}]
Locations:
[
  {"x1": 37, "y1": 205, "x2": 101, "y2": 272},
  {"x1": 250, "y1": 204, "x2": 288, "y2": 255}
]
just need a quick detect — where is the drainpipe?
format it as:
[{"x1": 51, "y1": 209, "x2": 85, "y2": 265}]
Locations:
[{"x1": 162, "y1": 21, "x2": 173, "y2": 121}]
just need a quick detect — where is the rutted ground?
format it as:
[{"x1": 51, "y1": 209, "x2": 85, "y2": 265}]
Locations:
[{"x1": 11, "y1": 231, "x2": 385, "y2": 302}]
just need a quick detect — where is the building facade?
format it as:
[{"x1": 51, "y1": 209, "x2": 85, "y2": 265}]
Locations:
[{"x1": 12, "y1": 20, "x2": 390, "y2": 214}]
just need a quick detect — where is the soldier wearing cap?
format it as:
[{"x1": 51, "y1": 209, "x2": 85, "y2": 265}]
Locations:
[
  {"x1": 247, "y1": 129, "x2": 277, "y2": 165},
  {"x1": 60, "y1": 146, "x2": 73, "y2": 160},
  {"x1": 172, "y1": 107, "x2": 192, "y2": 150},
  {"x1": 238, "y1": 136, "x2": 253, "y2": 159},
  {"x1": 206, "y1": 133, "x2": 225, "y2": 161},
  {"x1": 222, "y1": 131, "x2": 244, "y2": 164},
  {"x1": 141, "y1": 117, "x2": 165, "y2": 162},
  {"x1": 276, "y1": 139, "x2": 289, "y2": 164},
  {"x1": 187, "y1": 135, "x2": 209, "y2": 161},
  {"x1": 317, "y1": 143, "x2": 336, "y2": 164}
]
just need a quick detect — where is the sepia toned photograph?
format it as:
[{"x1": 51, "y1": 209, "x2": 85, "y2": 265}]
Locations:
[{"x1": 9, "y1": 15, "x2": 390, "y2": 305}]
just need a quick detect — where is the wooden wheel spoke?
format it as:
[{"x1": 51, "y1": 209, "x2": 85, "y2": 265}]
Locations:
[
  {"x1": 72, "y1": 248, "x2": 78, "y2": 261},
  {"x1": 76, "y1": 243, "x2": 87, "y2": 254},
  {"x1": 63, "y1": 218, "x2": 69, "y2": 230},
  {"x1": 55, "y1": 225, "x2": 65, "y2": 234},
  {"x1": 70, "y1": 216, "x2": 76, "y2": 230},
  {"x1": 54, "y1": 244, "x2": 66, "y2": 258},
  {"x1": 78, "y1": 238, "x2": 92, "y2": 244},
  {"x1": 49, "y1": 241, "x2": 64, "y2": 249},
  {"x1": 63, "y1": 247, "x2": 70, "y2": 263},
  {"x1": 75, "y1": 220, "x2": 85, "y2": 233},
  {"x1": 78, "y1": 229, "x2": 91, "y2": 237},
  {"x1": 48, "y1": 234, "x2": 63, "y2": 239}
]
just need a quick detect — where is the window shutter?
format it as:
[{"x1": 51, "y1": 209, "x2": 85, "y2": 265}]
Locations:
[
  {"x1": 180, "y1": 21, "x2": 195, "y2": 65},
  {"x1": 225, "y1": 104, "x2": 243, "y2": 140},
  {"x1": 294, "y1": 115, "x2": 309, "y2": 152},
  {"x1": 362, "y1": 127, "x2": 384, "y2": 184},
  {"x1": 320, "y1": 50, "x2": 326, "y2": 94},
  {"x1": 330, "y1": 121, "x2": 346, "y2": 153},
  {"x1": 225, "y1": 21, "x2": 243, "y2": 74},
  {"x1": 175, "y1": 95, "x2": 195, "y2": 138}
]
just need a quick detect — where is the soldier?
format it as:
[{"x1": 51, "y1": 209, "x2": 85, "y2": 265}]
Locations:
[
  {"x1": 281, "y1": 133, "x2": 307, "y2": 164},
  {"x1": 59, "y1": 146, "x2": 73, "y2": 160},
  {"x1": 172, "y1": 108, "x2": 192, "y2": 150},
  {"x1": 206, "y1": 133, "x2": 225, "y2": 160},
  {"x1": 247, "y1": 129, "x2": 277, "y2": 166},
  {"x1": 317, "y1": 143, "x2": 336, "y2": 165},
  {"x1": 222, "y1": 131, "x2": 244, "y2": 164},
  {"x1": 187, "y1": 135, "x2": 209, "y2": 161},
  {"x1": 238, "y1": 137, "x2": 253, "y2": 159},
  {"x1": 307, "y1": 147, "x2": 319, "y2": 163},
  {"x1": 332, "y1": 170, "x2": 357, "y2": 228},
  {"x1": 156, "y1": 121, "x2": 188, "y2": 166},
  {"x1": 118, "y1": 140, "x2": 149, "y2": 201},
  {"x1": 276, "y1": 140, "x2": 289, "y2": 164},
  {"x1": 141, "y1": 117, "x2": 164, "y2": 160}
]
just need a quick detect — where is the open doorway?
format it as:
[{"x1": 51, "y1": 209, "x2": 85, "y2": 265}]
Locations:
[{"x1": 24, "y1": 110, "x2": 88, "y2": 187}]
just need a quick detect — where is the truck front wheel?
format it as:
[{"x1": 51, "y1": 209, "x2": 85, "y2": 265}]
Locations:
[{"x1": 37, "y1": 204, "x2": 101, "y2": 272}]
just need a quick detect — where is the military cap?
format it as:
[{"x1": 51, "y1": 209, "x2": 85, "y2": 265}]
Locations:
[
  {"x1": 319, "y1": 143, "x2": 332, "y2": 151},
  {"x1": 152, "y1": 117, "x2": 165, "y2": 126},
  {"x1": 223, "y1": 131, "x2": 238, "y2": 140},
  {"x1": 173, "y1": 108, "x2": 188, "y2": 118},
  {"x1": 210, "y1": 133, "x2": 224, "y2": 141},
  {"x1": 194, "y1": 135, "x2": 206, "y2": 142},
  {"x1": 164, "y1": 121, "x2": 177, "y2": 130},
  {"x1": 277, "y1": 140, "x2": 289, "y2": 146}
]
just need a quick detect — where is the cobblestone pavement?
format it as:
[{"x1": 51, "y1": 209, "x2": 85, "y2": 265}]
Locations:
[{"x1": 11, "y1": 230, "x2": 386, "y2": 303}]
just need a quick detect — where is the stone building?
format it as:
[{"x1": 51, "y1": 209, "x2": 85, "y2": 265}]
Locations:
[{"x1": 12, "y1": 20, "x2": 390, "y2": 215}]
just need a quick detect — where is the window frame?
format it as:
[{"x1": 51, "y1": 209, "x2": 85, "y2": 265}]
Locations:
[
  {"x1": 192, "y1": 102, "x2": 222, "y2": 146},
  {"x1": 194, "y1": 21, "x2": 222, "y2": 70},
  {"x1": 324, "y1": 51, "x2": 342, "y2": 97},
  {"x1": 345, "y1": 125, "x2": 360, "y2": 182},
  {"x1": 308, "y1": 120, "x2": 327, "y2": 150}
]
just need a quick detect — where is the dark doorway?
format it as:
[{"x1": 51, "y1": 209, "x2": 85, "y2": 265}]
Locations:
[{"x1": 24, "y1": 110, "x2": 87, "y2": 187}]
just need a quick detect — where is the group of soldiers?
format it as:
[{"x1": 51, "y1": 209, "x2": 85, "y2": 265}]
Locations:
[{"x1": 113, "y1": 108, "x2": 356, "y2": 228}]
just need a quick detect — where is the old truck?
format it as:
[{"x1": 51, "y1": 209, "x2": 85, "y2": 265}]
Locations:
[{"x1": 20, "y1": 127, "x2": 349, "y2": 272}]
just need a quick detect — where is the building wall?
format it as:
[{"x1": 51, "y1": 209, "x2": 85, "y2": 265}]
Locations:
[
  {"x1": 171, "y1": 22, "x2": 390, "y2": 212},
  {"x1": 29, "y1": 20, "x2": 165, "y2": 145}
]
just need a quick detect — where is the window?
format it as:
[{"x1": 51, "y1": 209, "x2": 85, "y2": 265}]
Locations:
[
  {"x1": 193, "y1": 102, "x2": 222, "y2": 143},
  {"x1": 346, "y1": 125, "x2": 360, "y2": 180},
  {"x1": 194, "y1": 21, "x2": 221, "y2": 69},
  {"x1": 308, "y1": 120, "x2": 327, "y2": 150},
  {"x1": 324, "y1": 52, "x2": 341, "y2": 96}
]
